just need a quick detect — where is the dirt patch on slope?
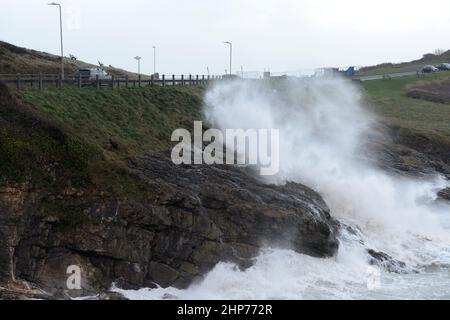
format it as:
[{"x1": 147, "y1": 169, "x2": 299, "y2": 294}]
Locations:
[{"x1": 407, "y1": 78, "x2": 450, "y2": 104}]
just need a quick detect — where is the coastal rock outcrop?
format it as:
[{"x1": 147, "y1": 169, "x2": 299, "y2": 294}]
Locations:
[{"x1": 0, "y1": 153, "x2": 339, "y2": 298}]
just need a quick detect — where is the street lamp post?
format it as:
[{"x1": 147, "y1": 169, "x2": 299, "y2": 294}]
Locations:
[
  {"x1": 134, "y1": 56, "x2": 142, "y2": 75},
  {"x1": 134, "y1": 56, "x2": 142, "y2": 86},
  {"x1": 223, "y1": 41, "x2": 232, "y2": 75},
  {"x1": 152, "y1": 46, "x2": 156, "y2": 76},
  {"x1": 48, "y1": 2, "x2": 64, "y2": 79}
]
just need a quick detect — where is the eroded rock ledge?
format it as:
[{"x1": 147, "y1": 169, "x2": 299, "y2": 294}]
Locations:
[{"x1": 0, "y1": 153, "x2": 339, "y2": 298}]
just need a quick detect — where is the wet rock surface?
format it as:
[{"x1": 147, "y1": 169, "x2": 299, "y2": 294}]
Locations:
[
  {"x1": 438, "y1": 188, "x2": 450, "y2": 201},
  {"x1": 363, "y1": 125, "x2": 450, "y2": 202},
  {"x1": 364, "y1": 126, "x2": 450, "y2": 178},
  {"x1": 368, "y1": 249, "x2": 408, "y2": 273},
  {"x1": 0, "y1": 153, "x2": 339, "y2": 298}
]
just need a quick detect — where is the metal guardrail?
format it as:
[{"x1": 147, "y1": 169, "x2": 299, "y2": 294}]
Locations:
[
  {"x1": 1, "y1": 70, "x2": 429, "y2": 89},
  {"x1": 0, "y1": 73, "x2": 223, "y2": 89}
]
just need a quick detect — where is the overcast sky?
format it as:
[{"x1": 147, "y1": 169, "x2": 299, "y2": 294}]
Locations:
[{"x1": 2, "y1": 0, "x2": 450, "y2": 76}]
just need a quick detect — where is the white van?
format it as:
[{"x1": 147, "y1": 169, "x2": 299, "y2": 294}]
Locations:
[{"x1": 75, "y1": 68, "x2": 112, "y2": 80}]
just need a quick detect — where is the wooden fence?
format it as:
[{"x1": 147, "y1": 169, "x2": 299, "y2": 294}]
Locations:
[{"x1": 0, "y1": 73, "x2": 223, "y2": 90}]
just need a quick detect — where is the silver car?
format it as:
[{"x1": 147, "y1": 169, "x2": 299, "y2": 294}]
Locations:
[{"x1": 422, "y1": 65, "x2": 439, "y2": 73}]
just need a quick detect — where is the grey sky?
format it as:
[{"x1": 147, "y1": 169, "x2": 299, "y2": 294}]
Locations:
[{"x1": 2, "y1": 0, "x2": 450, "y2": 76}]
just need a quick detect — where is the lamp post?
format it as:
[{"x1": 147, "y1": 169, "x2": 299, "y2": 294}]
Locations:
[
  {"x1": 223, "y1": 41, "x2": 232, "y2": 75},
  {"x1": 152, "y1": 46, "x2": 156, "y2": 76},
  {"x1": 134, "y1": 56, "x2": 142, "y2": 76},
  {"x1": 48, "y1": 2, "x2": 64, "y2": 79}
]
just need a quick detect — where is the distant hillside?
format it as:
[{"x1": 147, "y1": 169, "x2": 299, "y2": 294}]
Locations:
[
  {"x1": 0, "y1": 40, "x2": 144, "y2": 77},
  {"x1": 357, "y1": 49, "x2": 450, "y2": 76}
]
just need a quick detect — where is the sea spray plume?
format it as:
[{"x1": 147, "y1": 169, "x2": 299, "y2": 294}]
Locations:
[
  {"x1": 204, "y1": 78, "x2": 450, "y2": 265},
  {"x1": 204, "y1": 78, "x2": 372, "y2": 185},
  {"x1": 113, "y1": 78, "x2": 450, "y2": 300}
]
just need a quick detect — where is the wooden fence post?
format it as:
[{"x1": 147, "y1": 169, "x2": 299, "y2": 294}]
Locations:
[
  {"x1": 111, "y1": 75, "x2": 115, "y2": 89},
  {"x1": 181, "y1": 74, "x2": 184, "y2": 86},
  {"x1": 151, "y1": 74, "x2": 154, "y2": 86},
  {"x1": 39, "y1": 73, "x2": 43, "y2": 90},
  {"x1": 189, "y1": 74, "x2": 192, "y2": 86},
  {"x1": 125, "y1": 75, "x2": 129, "y2": 88},
  {"x1": 172, "y1": 74, "x2": 175, "y2": 86},
  {"x1": 138, "y1": 74, "x2": 141, "y2": 88},
  {"x1": 78, "y1": 74, "x2": 82, "y2": 89},
  {"x1": 162, "y1": 74, "x2": 165, "y2": 87},
  {"x1": 196, "y1": 75, "x2": 199, "y2": 85},
  {"x1": 58, "y1": 74, "x2": 62, "y2": 89},
  {"x1": 16, "y1": 74, "x2": 21, "y2": 89}
]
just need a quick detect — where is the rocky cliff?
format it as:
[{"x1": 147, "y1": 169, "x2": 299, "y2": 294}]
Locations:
[
  {"x1": 0, "y1": 155, "x2": 339, "y2": 298},
  {"x1": 0, "y1": 82, "x2": 339, "y2": 298},
  {"x1": 2, "y1": 79, "x2": 448, "y2": 299}
]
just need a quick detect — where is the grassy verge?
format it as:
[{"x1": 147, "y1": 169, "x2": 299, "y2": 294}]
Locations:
[
  {"x1": 360, "y1": 72, "x2": 450, "y2": 142},
  {"x1": 16, "y1": 86, "x2": 204, "y2": 156},
  {"x1": 0, "y1": 125, "x2": 94, "y2": 188},
  {"x1": 1, "y1": 85, "x2": 205, "y2": 196}
]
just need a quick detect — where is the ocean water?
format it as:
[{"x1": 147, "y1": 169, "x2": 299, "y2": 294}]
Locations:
[
  {"x1": 113, "y1": 211, "x2": 450, "y2": 300},
  {"x1": 112, "y1": 247, "x2": 450, "y2": 300},
  {"x1": 113, "y1": 79, "x2": 450, "y2": 300}
]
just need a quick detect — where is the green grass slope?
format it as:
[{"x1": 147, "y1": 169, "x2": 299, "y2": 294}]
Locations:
[
  {"x1": 0, "y1": 40, "x2": 144, "y2": 77},
  {"x1": 360, "y1": 73, "x2": 450, "y2": 175},
  {"x1": 16, "y1": 86, "x2": 204, "y2": 155},
  {"x1": 1, "y1": 84, "x2": 205, "y2": 194},
  {"x1": 361, "y1": 71, "x2": 450, "y2": 142},
  {"x1": 357, "y1": 50, "x2": 450, "y2": 76}
]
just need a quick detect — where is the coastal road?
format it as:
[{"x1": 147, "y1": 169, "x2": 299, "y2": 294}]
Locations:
[{"x1": 355, "y1": 71, "x2": 417, "y2": 81}]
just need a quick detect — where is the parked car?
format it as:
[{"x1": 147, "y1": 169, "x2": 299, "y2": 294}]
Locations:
[
  {"x1": 75, "y1": 68, "x2": 112, "y2": 80},
  {"x1": 422, "y1": 65, "x2": 439, "y2": 73},
  {"x1": 435, "y1": 63, "x2": 450, "y2": 71}
]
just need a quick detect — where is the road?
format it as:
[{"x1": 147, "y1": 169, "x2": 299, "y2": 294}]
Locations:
[{"x1": 355, "y1": 71, "x2": 417, "y2": 81}]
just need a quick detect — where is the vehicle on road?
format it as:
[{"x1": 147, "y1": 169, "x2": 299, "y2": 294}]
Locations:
[
  {"x1": 75, "y1": 68, "x2": 112, "y2": 80},
  {"x1": 341, "y1": 66, "x2": 356, "y2": 77},
  {"x1": 435, "y1": 63, "x2": 450, "y2": 71},
  {"x1": 422, "y1": 65, "x2": 439, "y2": 73}
]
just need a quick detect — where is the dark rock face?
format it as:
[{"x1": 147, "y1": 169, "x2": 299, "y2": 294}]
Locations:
[
  {"x1": 362, "y1": 125, "x2": 450, "y2": 202},
  {"x1": 363, "y1": 126, "x2": 450, "y2": 178},
  {"x1": 368, "y1": 249, "x2": 407, "y2": 273},
  {"x1": 438, "y1": 188, "x2": 450, "y2": 201},
  {"x1": 0, "y1": 153, "x2": 339, "y2": 298}
]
